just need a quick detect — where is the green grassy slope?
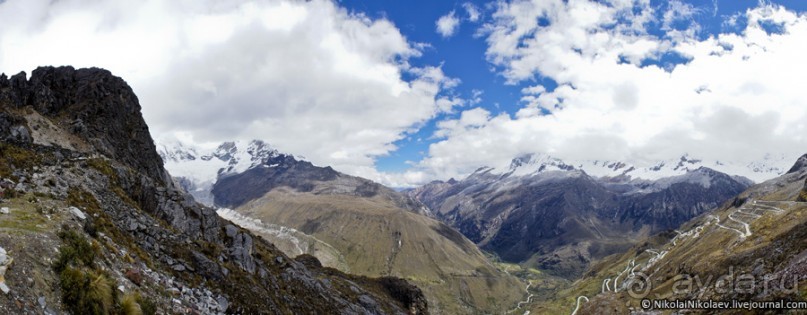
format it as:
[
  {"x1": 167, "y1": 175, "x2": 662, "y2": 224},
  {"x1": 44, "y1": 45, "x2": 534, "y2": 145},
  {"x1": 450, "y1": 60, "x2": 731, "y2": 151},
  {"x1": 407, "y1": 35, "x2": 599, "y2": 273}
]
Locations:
[{"x1": 234, "y1": 188, "x2": 525, "y2": 314}]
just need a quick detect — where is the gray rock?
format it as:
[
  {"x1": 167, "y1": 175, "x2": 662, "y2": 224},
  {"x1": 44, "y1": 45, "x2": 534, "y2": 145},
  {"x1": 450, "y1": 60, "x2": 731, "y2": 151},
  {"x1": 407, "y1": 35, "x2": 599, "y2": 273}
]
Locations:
[
  {"x1": 9, "y1": 125, "x2": 30, "y2": 143},
  {"x1": 225, "y1": 224, "x2": 238, "y2": 239},
  {"x1": 358, "y1": 295, "x2": 379, "y2": 310},
  {"x1": 229, "y1": 232, "x2": 256, "y2": 274},
  {"x1": 127, "y1": 219, "x2": 139, "y2": 231},
  {"x1": 217, "y1": 296, "x2": 229, "y2": 312},
  {"x1": 67, "y1": 206, "x2": 86, "y2": 220}
]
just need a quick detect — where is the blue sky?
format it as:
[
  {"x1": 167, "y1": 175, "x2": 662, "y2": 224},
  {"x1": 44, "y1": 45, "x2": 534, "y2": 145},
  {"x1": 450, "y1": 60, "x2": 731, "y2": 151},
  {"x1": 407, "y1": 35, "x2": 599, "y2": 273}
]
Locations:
[
  {"x1": 334, "y1": 0, "x2": 807, "y2": 174},
  {"x1": 338, "y1": 0, "x2": 526, "y2": 172},
  {"x1": 1, "y1": 0, "x2": 807, "y2": 186}
]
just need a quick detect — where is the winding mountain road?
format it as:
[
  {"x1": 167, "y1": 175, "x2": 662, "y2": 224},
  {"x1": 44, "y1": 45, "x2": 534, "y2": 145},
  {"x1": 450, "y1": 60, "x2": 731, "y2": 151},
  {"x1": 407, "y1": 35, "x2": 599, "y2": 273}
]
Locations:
[
  {"x1": 507, "y1": 281, "x2": 535, "y2": 314},
  {"x1": 570, "y1": 296, "x2": 589, "y2": 315},
  {"x1": 570, "y1": 199, "x2": 798, "y2": 314}
]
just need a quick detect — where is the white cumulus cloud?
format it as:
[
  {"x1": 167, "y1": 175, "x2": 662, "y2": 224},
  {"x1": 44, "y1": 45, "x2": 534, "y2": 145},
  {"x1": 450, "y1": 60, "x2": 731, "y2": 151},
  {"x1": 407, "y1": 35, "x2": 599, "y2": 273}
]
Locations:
[
  {"x1": 409, "y1": 1, "x2": 807, "y2": 181},
  {"x1": 0, "y1": 0, "x2": 461, "y2": 185},
  {"x1": 463, "y1": 2, "x2": 481, "y2": 22},
  {"x1": 436, "y1": 10, "x2": 461, "y2": 37}
]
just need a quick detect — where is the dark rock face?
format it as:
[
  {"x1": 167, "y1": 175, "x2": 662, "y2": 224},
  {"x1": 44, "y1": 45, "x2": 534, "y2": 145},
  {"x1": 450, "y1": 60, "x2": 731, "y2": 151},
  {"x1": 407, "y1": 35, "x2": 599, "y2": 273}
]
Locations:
[
  {"x1": 787, "y1": 154, "x2": 807, "y2": 174},
  {"x1": 1, "y1": 67, "x2": 167, "y2": 183},
  {"x1": 212, "y1": 153, "x2": 426, "y2": 214},
  {"x1": 409, "y1": 168, "x2": 751, "y2": 278},
  {"x1": 0, "y1": 112, "x2": 31, "y2": 143},
  {"x1": 0, "y1": 66, "x2": 429, "y2": 314},
  {"x1": 213, "y1": 154, "x2": 338, "y2": 207}
]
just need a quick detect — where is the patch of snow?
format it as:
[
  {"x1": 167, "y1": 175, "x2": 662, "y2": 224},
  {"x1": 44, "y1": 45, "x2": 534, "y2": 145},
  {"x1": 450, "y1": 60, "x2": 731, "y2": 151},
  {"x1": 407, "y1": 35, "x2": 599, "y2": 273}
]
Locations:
[
  {"x1": 156, "y1": 140, "x2": 280, "y2": 206},
  {"x1": 496, "y1": 153, "x2": 794, "y2": 184}
]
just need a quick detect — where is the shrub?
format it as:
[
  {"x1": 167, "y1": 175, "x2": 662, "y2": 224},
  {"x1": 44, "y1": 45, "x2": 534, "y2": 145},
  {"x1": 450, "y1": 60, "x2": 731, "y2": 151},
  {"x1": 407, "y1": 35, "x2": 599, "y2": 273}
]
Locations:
[
  {"x1": 120, "y1": 293, "x2": 143, "y2": 315},
  {"x1": 2, "y1": 188, "x2": 18, "y2": 199},
  {"x1": 0, "y1": 143, "x2": 40, "y2": 180},
  {"x1": 55, "y1": 228, "x2": 119, "y2": 315},
  {"x1": 86, "y1": 272, "x2": 116, "y2": 314},
  {"x1": 54, "y1": 229, "x2": 99, "y2": 272},
  {"x1": 59, "y1": 267, "x2": 116, "y2": 315},
  {"x1": 84, "y1": 218, "x2": 98, "y2": 238}
]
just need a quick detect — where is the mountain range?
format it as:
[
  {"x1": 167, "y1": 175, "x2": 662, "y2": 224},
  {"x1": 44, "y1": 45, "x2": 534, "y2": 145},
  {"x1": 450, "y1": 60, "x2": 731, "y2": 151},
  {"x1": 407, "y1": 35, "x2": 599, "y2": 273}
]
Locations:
[
  {"x1": 406, "y1": 161, "x2": 753, "y2": 279},
  {"x1": 158, "y1": 140, "x2": 523, "y2": 314},
  {"x1": 499, "y1": 152, "x2": 788, "y2": 183},
  {"x1": 156, "y1": 135, "x2": 764, "y2": 312},
  {"x1": 156, "y1": 128, "x2": 770, "y2": 290}
]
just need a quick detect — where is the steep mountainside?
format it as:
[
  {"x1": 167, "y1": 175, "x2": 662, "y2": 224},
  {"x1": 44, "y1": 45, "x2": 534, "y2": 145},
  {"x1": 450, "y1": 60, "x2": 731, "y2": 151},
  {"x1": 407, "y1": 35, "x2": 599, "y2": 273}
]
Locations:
[
  {"x1": 408, "y1": 165, "x2": 751, "y2": 278},
  {"x1": 157, "y1": 140, "x2": 431, "y2": 216},
  {"x1": 537, "y1": 154, "x2": 807, "y2": 314},
  {"x1": 205, "y1": 153, "x2": 524, "y2": 314},
  {"x1": 0, "y1": 66, "x2": 428, "y2": 314}
]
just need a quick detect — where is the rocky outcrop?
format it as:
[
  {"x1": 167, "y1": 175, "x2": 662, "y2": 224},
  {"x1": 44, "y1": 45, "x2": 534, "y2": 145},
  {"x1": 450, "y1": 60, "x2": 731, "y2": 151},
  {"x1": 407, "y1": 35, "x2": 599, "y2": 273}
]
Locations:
[
  {"x1": 0, "y1": 246, "x2": 10, "y2": 294},
  {"x1": 788, "y1": 154, "x2": 807, "y2": 174},
  {"x1": 1, "y1": 67, "x2": 167, "y2": 183},
  {"x1": 0, "y1": 67, "x2": 210, "y2": 239},
  {"x1": 224, "y1": 224, "x2": 257, "y2": 274}
]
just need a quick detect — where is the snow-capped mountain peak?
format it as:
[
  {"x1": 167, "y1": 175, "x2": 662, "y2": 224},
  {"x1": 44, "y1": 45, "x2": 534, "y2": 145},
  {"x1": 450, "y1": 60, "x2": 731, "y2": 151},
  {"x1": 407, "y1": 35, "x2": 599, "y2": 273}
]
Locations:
[
  {"x1": 498, "y1": 152, "x2": 792, "y2": 183},
  {"x1": 156, "y1": 139, "x2": 280, "y2": 205}
]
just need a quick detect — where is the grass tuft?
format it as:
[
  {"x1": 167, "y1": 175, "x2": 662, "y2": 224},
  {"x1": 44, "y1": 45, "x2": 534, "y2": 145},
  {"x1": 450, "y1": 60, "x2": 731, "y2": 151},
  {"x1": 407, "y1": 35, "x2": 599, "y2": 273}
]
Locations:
[
  {"x1": 120, "y1": 293, "x2": 143, "y2": 315},
  {"x1": 58, "y1": 267, "x2": 117, "y2": 315},
  {"x1": 54, "y1": 227, "x2": 119, "y2": 315}
]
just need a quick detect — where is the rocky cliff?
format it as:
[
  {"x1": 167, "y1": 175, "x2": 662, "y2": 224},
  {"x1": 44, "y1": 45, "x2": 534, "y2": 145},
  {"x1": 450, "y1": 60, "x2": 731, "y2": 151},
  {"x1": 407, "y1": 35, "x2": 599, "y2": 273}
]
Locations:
[{"x1": 0, "y1": 66, "x2": 427, "y2": 314}]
